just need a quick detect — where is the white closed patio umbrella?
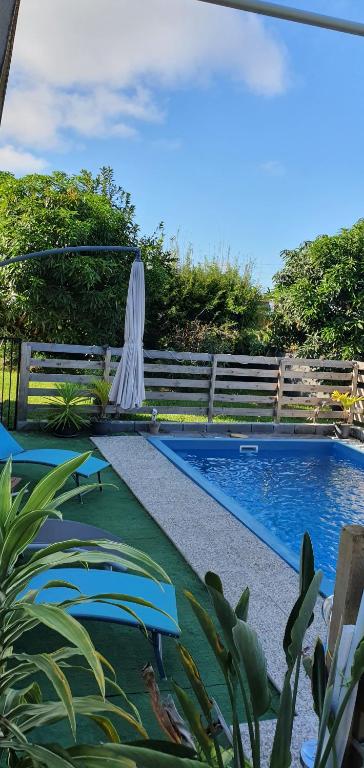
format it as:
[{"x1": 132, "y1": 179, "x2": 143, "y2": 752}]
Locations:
[{"x1": 109, "y1": 255, "x2": 145, "y2": 410}]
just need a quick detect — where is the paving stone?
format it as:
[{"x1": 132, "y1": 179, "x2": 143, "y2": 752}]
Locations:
[
  {"x1": 274, "y1": 422, "x2": 295, "y2": 434},
  {"x1": 182, "y1": 422, "x2": 208, "y2": 432},
  {"x1": 294, "y1": 424, "x2": 316, "y2": 434},
  {"x1": 207, "y1": 422, "x2": 253, "y2": 433},
  {"x1": 160, "y1": 421, "x2": 184, "y2": 431},
  {"x1": 251, "y1": 423, "x2": 275, "y2": 433}
]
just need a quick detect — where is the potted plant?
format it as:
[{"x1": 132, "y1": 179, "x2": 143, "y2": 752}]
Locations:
[
  {"x1": 46, "y1": 381, "x2": 90, "y2": 436},
  {"x1": 149, "y1": 407, "x2": 160, "y2": 435},
  {"x1": 88, "y1": 377, "x2": 111, "y2": 435},
  {"x1": 331, "y1": 390, "x2": 364, "y2": 438}
]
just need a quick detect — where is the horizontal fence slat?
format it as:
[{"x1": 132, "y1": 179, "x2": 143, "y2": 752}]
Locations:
[
  {"x1": 29, "y1": 358, "x2": 102, "y2": 369},
  {"x1": 283, "y1": 370, "x2": 353, "y2": 381},
  {"x1": 142, "y1": 363, "x2": 211, "y2": 375},
  {"x1": 282, "y1": 396, "x2": 334, "y2": 405},
  {"x1": 145, "y1": 391, "x2": 208, "y2": 402},
  {"x1": 144, "y1": 349, "x2": 213, "y2": 362},
  {"x1": 110, "y1": 362, "x2": 212, "y2": 374},
  {"x1": 29, "y1": 342, "x2": 105, "y2": 355},
  {"x1": 214, "y1": 407, "x2": 275, "y2": 417},
  {"x1": 28, "y1": 389, "x2": 210, "y2": 401},
  {"x1": 281, "y1": 408, "x2": 347, "y2": 419},
  {"x1": 214, "y1": 394, "x2": 276, "y2": 403},
  {"x1": 144, "y1": 377, "x2": 210, "y2": 389},
  {"x1": 28, "y1": 404, "x2": 208, "y2": 416},
  {"x1": 216, "y1": 367, "x2": 278, "y2": 379},
  {"x1": 282, "y1": 383, "x2": 349, "y2": 393},
  {"x1": 216, "y1": 354, "x2": 280, "y2": 364},
  {"x1": 215, "y1": 380, "x2": 277, "y2": 391},
  {"x1": 283, "y1": 358, "x2": 354, "y2": 369}
]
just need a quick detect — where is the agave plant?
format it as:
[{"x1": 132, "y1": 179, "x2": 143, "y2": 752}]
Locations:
[
  {"x1": 46, "y1": 382, "x2": 90, "y2": 435},
  {"x1": 0, "y1": 453, "x2": 175, "y2": 767},
  {"x1": 138, "y1": 534, "x2": 364, "y2": 768}
]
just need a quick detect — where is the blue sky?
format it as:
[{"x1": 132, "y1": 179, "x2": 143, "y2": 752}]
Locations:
[{"x1": 1, "y1": 0, "x2": 364, "y2": 287}]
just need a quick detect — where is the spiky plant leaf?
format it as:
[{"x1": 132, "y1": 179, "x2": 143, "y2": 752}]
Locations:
[
  {"x1": 233, "y1": 619, "x2": 270, "y2": 718},
  {"x1": 177, "y1": 644, "x2": 213, "y2": 720}
]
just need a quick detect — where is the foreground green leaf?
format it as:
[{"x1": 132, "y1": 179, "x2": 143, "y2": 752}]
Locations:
[
  {"x1": 233, "y1": 619, "x2": 270, "y2": 718},
  {"x1": 17, "y1": 603, "x2": 105, "y2": 696}
]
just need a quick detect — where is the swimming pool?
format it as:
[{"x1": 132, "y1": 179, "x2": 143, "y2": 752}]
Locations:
[{"x1": 149, "y1": 437, "x2": 364, "y2": 595}]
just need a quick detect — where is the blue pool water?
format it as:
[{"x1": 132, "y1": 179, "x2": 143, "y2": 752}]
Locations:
[{"x1": 152, "y1": 438, "x2": 364, "y2": 592}]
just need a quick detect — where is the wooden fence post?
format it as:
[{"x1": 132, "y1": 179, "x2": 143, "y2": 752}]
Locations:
[
  {"x1": 328, "y1": 525, "x2": 364, "y2": 655},
  {"x1": 327, "y1": 525, "x2": 364, "y2": 766},
  {"x1": 350, "y1": 361, "x2": 359, "y2": 424},
  {"x1": 208, "y1": 355, "x2": 217, "y2": 422},
  {"x1": 274, "y1": 358, "x2": 285, "y2": 423},
  {"x1": 17, "y1": 341, "x2": 31, "y2": 427}
]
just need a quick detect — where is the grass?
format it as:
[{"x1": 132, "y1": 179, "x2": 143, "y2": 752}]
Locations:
[{"x1": 13, "y1": 431, "x2": 280, "y2": 748}]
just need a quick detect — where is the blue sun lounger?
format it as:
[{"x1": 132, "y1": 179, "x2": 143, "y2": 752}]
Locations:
[
  {"x1": 21, "y1": 568, "x2": 180, "y2": 678},
  {"x1": 28, "y1": 520, "x2": 126, "y2": 572},
  {"x1": 0, "y1": 423, "x2": 109, "y2": 498}
]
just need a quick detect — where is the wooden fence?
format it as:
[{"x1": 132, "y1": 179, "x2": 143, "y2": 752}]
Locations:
[{"x1": 17, "y1": 341, "x2": 364, "y2": 426}]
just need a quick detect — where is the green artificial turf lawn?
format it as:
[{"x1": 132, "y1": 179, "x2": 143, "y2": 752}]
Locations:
[{"x1": 12, "y1": 431, "x2": 280, "y2": 747}]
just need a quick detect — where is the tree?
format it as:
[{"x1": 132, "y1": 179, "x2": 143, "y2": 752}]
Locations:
[
  {"x1": 269, "y1": 219, "x2": 364, "y2": 359},
  {"x1": 0, "y1": 167, "x2": 176, "y2": 347},
  {"x1": 163, "y1": 249, "x2": 267, "y2": 354}
]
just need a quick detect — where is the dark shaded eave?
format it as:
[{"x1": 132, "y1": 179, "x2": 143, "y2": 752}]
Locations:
[{"x1": 0, "y1": 0, "x2": 21, "y2": 124}]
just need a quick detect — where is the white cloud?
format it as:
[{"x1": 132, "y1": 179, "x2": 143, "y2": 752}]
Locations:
[
  {"x1": 260, "y1": 159, "x2": 286, "y2": 176},
  {"x1": 0, "y1": 0, "x2": 288, "y2": 151},
  {"x1": 0, "y1": 144, "x2": 48, "y2": 173}
]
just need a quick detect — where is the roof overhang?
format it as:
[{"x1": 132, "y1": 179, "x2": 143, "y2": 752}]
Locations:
[{"x1": 0, "y1": 0, "x2": 21, "y2": 124}]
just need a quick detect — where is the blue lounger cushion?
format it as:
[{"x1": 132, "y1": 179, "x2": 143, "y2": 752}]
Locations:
[
  {"x1": 0, "y1": 423, "x2": 109, "y2": 478},
  {"x1": 11, "y1": 450, "x2": 109, "y2": 478},
  {"x1": 19, "y1": 569, "x2": 180, "y2": 677},
  {"x1": 21, "y1": 569, "x2": 180, "y2": 638}
]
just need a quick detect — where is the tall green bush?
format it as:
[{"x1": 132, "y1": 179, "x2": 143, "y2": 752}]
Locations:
[
  {"x1": 269, "y1": 219, "x2": 364, "y2": 358},
  {"x1": 162, "y1": 253, "x2": 267, "y2": 354}
]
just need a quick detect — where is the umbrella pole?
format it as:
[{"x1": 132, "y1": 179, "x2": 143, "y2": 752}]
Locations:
[{"x1": 197, "y1": 0, "x2": 364, "y2": 37}]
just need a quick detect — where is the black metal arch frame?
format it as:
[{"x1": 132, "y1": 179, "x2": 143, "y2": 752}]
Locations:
[{"x1": 0, "y1": 245, "x2": 142, "y2": 268}]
